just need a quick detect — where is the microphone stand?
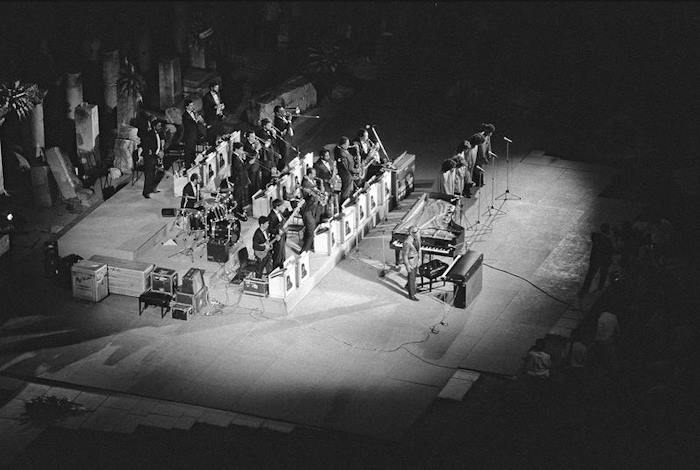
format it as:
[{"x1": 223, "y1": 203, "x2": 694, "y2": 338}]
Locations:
[
  {"x1": 495, "y1": 137, "x2": 522, "y2": 201},
  {"x1": 471, "y1": 167, "x2": 492, "y2": 234},
  {"x1": 483, "y1": 152, "x2": 507, "y2": 217}
]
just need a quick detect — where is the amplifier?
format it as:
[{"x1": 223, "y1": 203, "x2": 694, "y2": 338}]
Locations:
[
  {"x1": 207, "y1": 240, "x2": 229, "y2": 263},
  {"x1": 180, "y1": 267, "x2": 205, "y2": 294},
  {"x1": 175, "y1": 287, "x2": 208, "y2": 315},
  {"x1": 243, "y1": 274, "x2": 269, "y2": 297},
  {"x1": 151, "y1": 267, "x2": 178, "y2": 295},
  {"x1": 171, "y1": 302, "x2": 193, "y2": 321}
]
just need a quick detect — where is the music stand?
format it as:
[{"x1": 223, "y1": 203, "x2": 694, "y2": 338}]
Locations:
[{"x1": 495, "y1": 138, "x2": 522, "y2": 201}]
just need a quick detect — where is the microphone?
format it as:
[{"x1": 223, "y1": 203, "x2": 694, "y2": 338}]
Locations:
[
  {"x1": 365, "y1": 124, "x2": 376, "y2": 129},
  {"x1": 503, "y1": 136, "x2": 513, "y2": 143},
  {"x1": 476, "y1": 165, "x2": 485, "y2": 173},
  {"x1": 489, "y1": 151, "x2": 499, "y2": 159}
]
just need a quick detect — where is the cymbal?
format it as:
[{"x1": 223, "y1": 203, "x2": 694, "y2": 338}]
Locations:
[{"x1": 202, "y1": 198, "x2": 217, "y2": 205}]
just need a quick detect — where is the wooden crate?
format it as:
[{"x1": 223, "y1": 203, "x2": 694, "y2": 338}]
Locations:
[
  {"x1": 71, "y1": 260, "x2": 109, "y2": 302},
  {"x1": 89, "y1": 255, "x2": 154, "y2": 297}
]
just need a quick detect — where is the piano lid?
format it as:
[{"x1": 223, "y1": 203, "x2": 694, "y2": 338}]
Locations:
[{"x1": 393, "y1": 193, "x2": 461, "y2": 240}]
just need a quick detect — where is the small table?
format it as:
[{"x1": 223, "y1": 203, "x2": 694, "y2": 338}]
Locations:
[{"x1": 138, "y1": 290, "x2": 173, "y2": 318}]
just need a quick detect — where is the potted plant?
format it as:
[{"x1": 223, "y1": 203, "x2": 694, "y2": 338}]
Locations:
[
  {"x1": 116, "y1": 58, "x2": 145, "y2": 127},
  {"x1": 0, "y1": 80, "x2": 44, "y2": 196}
]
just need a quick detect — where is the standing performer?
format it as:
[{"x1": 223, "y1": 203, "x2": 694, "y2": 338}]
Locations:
[
  {"x1": 401, "y1": 225, "x2": 421, "y2": 301},
  {"x1": 464, "y1": 134, "x2": 484, "y2": 197},
  {"x1": 267, "y1": 199, "x2": 292, "y2": 270},
  {"x1": 231, "y1": 142, "x2": 251, "y2": 209},
  {"x1": 300, "y1": 167, "x2": 323, "y2": 253},
  {"x1": 181, "y1": 99, "x2": 201, "y2": 168},
  {"x1": 140, "y1": 118, "x2": 161, "y2": 198},
  {"x1": 259, "y1": 118, "x2": 282, "y2": 172},
  {"x1": 252, "y1": 216, "x2": 274, "y2": 277},
  {"x1": 450, "y1": 141, "x2": 472, "y2": 198},
  {"x1": 274, "y1": 105, "x2": 296, "y2": 169},
  {"x1": 202, "y1": 81, "x2": 225, "y2": 145},
  {"x1": 473, "y1": 123, "x2": 495, "y2": 188},
  {"x1": 334, "y1": 136, "x2": 359, "y2": 206},
  {"x1": 314, "y1": 148, "x2": 338, "y2": 218},
  {"x1": 243, "y1": 130, "x2": 262, "y2": 195},
  {"x1": 353, "y1": 128, "x2": 386, "y2": 184},
  {"x1": 435, "y1": 157, "x2": 456, "y2": 196}
]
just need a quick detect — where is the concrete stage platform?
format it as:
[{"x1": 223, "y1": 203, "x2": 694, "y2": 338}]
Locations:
[{"x1": 1, "y1": 151, "x2": 642, "y2": 441}]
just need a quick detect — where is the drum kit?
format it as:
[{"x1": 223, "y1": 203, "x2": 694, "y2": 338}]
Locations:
[{"x1": 175, "y1": 188, "x2": 247, "y2": 245}]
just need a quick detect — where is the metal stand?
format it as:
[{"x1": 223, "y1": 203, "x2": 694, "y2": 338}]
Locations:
[
  {"x1": 483, "y1": 169, "x2": 507, "y2": 217},
  {"x1": 495, "y1": 139, "x2": 522, "y2": 201},
  {"x1": 471, "y1": 173, "x2": 492, "y2": 234}
]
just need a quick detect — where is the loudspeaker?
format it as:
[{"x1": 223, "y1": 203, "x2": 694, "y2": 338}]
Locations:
[
  {"x1": 207, "y1": 240, "x2": 229, "y2": 263},
  {"x1": 161, "y1": 208, "x2": 177, "y2": 217}
]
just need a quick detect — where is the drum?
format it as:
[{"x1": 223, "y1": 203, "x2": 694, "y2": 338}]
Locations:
[
  {"x1": 211, "y1": 220, "x2": 231, "y2": 241},
  {"x1": 188, "y1": 212, "x2": 205, "y2": 231},
  {"x1": 208, "y1": 203, "x2": 228, "y2": 223}
]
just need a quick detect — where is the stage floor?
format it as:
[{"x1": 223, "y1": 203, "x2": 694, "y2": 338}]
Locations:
[{"x1": 0, "y1": 152, "x2": 641, "y2": 441}]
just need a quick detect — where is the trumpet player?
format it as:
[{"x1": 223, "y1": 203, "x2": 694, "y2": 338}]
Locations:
[
  {"x1": 243, "y1": 130, "x2": 262, "y2": 194},
  {"x1": 300, "y1": 167, "x2": 324, "y2": 253},
  {"x1": 274, "y1": 105, "x2": 296, "y2": 168},
  {"x1": 259, "y1": 118, "x2": 283, "y2": 172}
]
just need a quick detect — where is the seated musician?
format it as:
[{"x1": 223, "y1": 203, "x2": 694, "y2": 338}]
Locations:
[
  {"x1": 300, "y1": 167, "x2": 324, "y2": 253},
  {"x1": 243, "y1": 130, "x2": 262, "y2": 195},
  {"x1": 267, "y1": 199, "x2": 292, "y2": 270},
  {"x1": 334, "y1": 136, "x2": 359, "y2": 207},
  {"x1": 314, "y1": 148, "x2": 339, "y2": 219},
  {"x1": 252, "y1": 216, "x2": 274, "y2": 277},
  {"x1": 181, "y1": 173, "x2": 200, "y2": 209}
]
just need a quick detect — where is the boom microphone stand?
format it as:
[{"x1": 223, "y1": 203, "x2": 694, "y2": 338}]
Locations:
[
  {"x1": 483, "y1": 151, "x2": 507, "y2": 217},
  {"x1": 495, "y1": 136, "x2": 522, "y2": 201}
]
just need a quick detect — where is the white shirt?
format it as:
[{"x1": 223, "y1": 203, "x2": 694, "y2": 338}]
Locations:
[{"x1": 595, "y1": 312, "x2": 619, "y2": 343}]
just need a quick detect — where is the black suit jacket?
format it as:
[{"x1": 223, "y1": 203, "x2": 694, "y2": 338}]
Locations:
[
  {"x1": 314, "y1": 159, "x2": 333, "y2": 191},
  {"x1": 267, "y1": 208, "x2": 291, "y2": 236},
  {"x1": 202, "y1": 91, "x2": 221, "y2": 125},
  {"x1": 182, "y1": 111, "x2": 199, "y2": 150},
  {"x1": 252, "y1": 227, "x2": 270, "y2": 253},
  {"x1": 334, "y1": 146, "x2": 357, "y2": 181},
  {"x1": 181, "y1": 182, "x2": 197, "y2": 208},
  {"x1": 231, "y1": 155, "x2": 251, "y2": 187}
]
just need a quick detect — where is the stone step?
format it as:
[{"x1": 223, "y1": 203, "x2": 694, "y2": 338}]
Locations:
[{"x1": 437, "y1": 369, "x2": 481, "y2": 401}]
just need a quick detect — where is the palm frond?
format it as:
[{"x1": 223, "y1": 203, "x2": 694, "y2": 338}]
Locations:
[{"x1": 0, "y1": 80, "x2": 44, "y2": 122}]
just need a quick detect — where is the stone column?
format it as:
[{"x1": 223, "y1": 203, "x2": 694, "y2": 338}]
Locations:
[
  {"x1": 188, "y1": 43, "x2": 206, "y2": 69},
  {"x1": 158, "y1": 57, "x2": 183, "y2": 109},
  {"x1": 102, "y1": 50, "x2": 120, "y2": 115},
  {"x1": 30, "y1": 102, "x2": 46, "y2": 160},
  {"x1": 65, "y1": 72, "x2": 84, "y2": 120},
  {"x1": 173, "y1": 2, "x2": 188, "y2": 56},
  {"x1": 75, "y1": 103, "x2": 101, "y2": 166},
  {"x1": 136, "y1": 29, "x2": 152, "y2": 74}
]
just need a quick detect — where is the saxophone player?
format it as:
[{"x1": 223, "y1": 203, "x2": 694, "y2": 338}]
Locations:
[{"x1": 300, "y1": 167, "x2": 324, "y2": 253}]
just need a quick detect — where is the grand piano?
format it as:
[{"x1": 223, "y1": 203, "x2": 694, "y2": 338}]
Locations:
[{"x1": 390, "y1": 192, "x2": 464, "y2": 257}]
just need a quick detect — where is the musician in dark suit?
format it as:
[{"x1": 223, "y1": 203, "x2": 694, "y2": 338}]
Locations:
[
  {"x1": 267, "y1": 198, "x2": 292, "y2": 270},
  {"x1": 334, "y1": 136, "x2": 359, "y2": 207},
  {"x1": 401, "y1": 225, "x2": 421, "y2": 301},
  {"x1": 300, "y1": 167, "x2": 323, "y2": 253},
  {"x1": 252, "y1": 216, "x2": 273, "y2": 277},
  {"x1": 231, "y1": 142, "x2": 251, "y2": 209},
  {"x1": 468, "y1": 131, "x2": 487, "y2": 189},
  {"x1": 243, "y1": 130, "x2": 262, "y2": 195},
  {"x1": 202, "y1": 81, "x2": 225, "y2": 145},
  {"x1": 273, "y1": 105, "x2": 295, "y2": 168},
  {"x1": 473, "y1": 123, "x2": 495, "y2": 188},
  {"x1": 314, "y1": 148, "x2": 338, "y2": 218},
  {"x1": 181, "y1": 173, "x2": 200, "y2": 209},
  {"x1": 258, "y1": 118, "x2": 280, "y2": 179},
  {"x1": 181, "y1": 98, "x2": 202, "y2": 168},
  {"x1": 140, "y1": 118, "x2": 161, "y2": 198}
]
